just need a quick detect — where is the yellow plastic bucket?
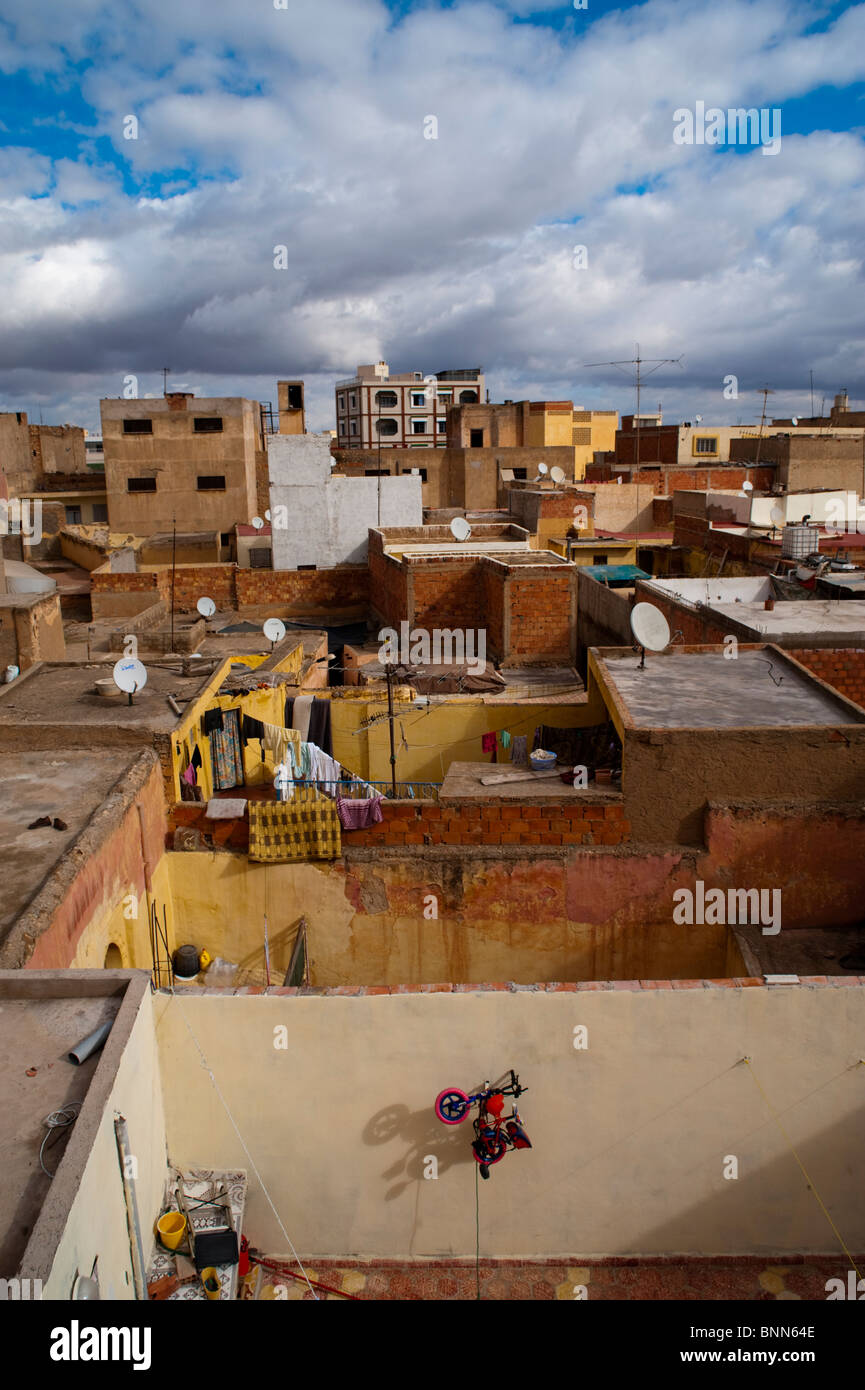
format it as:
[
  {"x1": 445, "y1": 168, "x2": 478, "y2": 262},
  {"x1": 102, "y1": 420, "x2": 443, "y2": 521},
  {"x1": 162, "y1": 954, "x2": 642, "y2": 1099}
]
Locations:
[
  {"x1": 156, "y1": 1211, "x2": 187, "y2": 1251},
  {"x1": 201, "y1": 1267, "x2": 221, "y2": 1300}
]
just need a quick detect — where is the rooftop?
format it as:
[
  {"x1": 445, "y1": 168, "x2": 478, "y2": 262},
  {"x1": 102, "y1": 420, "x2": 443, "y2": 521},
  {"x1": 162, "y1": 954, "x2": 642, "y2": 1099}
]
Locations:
[
  {"x1": 0, "y1": 662, "x2": 218, "y2": 732},
  {"x1": 440, "y1": 759, "x2": 621, "y2": 803},
  {"x1": 597, "y1": 647, "x2": 865, "y2": 729},
  {"x1": 708, "y1": 599, "x2": 865, "y2": 644}
]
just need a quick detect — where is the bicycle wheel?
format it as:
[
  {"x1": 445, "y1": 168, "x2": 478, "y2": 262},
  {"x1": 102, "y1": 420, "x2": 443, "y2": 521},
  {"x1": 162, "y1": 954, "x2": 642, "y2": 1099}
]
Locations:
[
  {"x1": 435, "y1": 1088, "x2": 470, "y2": 1124},
  {"x1": 472, "y1": 1133, "x2": 508, "y2": 1167}
]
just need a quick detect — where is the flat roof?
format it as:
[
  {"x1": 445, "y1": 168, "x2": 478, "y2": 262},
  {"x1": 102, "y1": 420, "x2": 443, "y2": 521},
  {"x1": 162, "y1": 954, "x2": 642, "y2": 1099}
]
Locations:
[
  {"x1": 0, "y1": 977, "x2": 125, "y2": 1276},
  {"x1": 708, "y1": 599, "x2": 865, "y2": 642},
  {"x1": 386, "y1": 541, "x2": 530, "y2": 559},
  {"x1": 0, "y1": 662, "x2": 217, "y2": 733},
  {"x1": 440, "y1": 759, "x2": 621, "y2": 804},
  {"x1": 598, "y1": 648, "x2": 865, "y2": 729}
]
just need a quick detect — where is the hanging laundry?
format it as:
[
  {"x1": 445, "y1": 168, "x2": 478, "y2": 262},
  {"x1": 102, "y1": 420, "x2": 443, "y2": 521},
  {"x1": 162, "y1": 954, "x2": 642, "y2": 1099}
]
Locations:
[
  {"x1": 290, "y1": 694, "x2": 313, "y2": 742},
  {"x1": 307, "y1": 698, "x2": 333, "y2": 756},
  {"x1": 190, "y1": 745, "x2": 203, "y2": 770},
  {"x1": 181, "y1": 764, "x2": 197, "y2": 786},
  {"x1": 202, "y1": 708, "x2": 224, "y2": 735},
  {"x1": 481, "y1": 731, "x2": 497, "y2": 763},
  {"x1": 336, "y1": 794, "x2": 384, "y2": 830},
  {"x1": 511, "y1": 735, "x2": 528, "y2": 767},
  {"x1": 261, "y1": 721, "x2": 301, "y2": 769},
  {"x1": 241, "y1": 715, "x2": 265, "y2": 745},
  {"x1": 209, "y1": 709, "x2": 244, "y2": 790},
  {"x1": 248, "y1": 791, "x2": 341, "y2": 862},
  {"x1": 500, "y1": 730, "x2": 511, "y2": 750},
  {"x1": 273, "y1": 761, "x2": 294, "y2": 803}
]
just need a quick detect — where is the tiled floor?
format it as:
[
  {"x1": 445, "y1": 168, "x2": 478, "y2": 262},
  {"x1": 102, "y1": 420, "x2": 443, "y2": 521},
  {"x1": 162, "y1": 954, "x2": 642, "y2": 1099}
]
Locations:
[{"x1": 250, "y1": 1256, "x2": 860, "y2": 1301}]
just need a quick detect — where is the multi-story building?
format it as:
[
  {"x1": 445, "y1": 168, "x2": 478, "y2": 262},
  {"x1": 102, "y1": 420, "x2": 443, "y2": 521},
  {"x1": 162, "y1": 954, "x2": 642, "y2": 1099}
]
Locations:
[
  {"x1": 447, "y1": 399, "x2": 618, "y2": 478},
  {"x1": 335, "y1": 362, "x2": 484, "y2": 450}
]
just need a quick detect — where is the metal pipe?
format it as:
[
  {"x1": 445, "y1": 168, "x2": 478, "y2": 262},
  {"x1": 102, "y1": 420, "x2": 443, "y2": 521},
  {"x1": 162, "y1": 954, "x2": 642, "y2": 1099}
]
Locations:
[
  {"x1": 67, "y1": 1020, "x2": 112, "y2": 1066},
  {"x1": 114, "y1": 1115, "x2": 149, "y2": 1300}
]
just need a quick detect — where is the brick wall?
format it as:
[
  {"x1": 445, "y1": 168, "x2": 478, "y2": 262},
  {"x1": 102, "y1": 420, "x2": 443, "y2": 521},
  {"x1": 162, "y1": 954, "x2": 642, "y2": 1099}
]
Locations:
[
  {"x1": 587, "y1": 465, "x2": 775, "y2": 495},
  {"x1": 633, "y1": 582, "x2": 729, "y2": 645},
  {"x1": 169, "y1": 564, "x2": 238, "y2": 610},
  {"x1": 368, "y1": 539, "x2": 409, "y2": 628},
  {"x1": 412, "y1": 559, "x2": 486, "y2": 631},
  {"x1": 507, "y1": 568, "x2": 573, "y2": 661},
  {"x1": 237, "y1": 566, "x2": 369, "y2": 610},
  {"x1": 788, "y1": 649, "x2": 865, "y2": 710}
]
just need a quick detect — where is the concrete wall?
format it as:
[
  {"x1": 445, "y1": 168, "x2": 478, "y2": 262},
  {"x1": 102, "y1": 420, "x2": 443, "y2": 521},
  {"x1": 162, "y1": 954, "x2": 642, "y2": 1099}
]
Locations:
[
  {"x1": 268, "y1": 435, "x2": 422, "y2": 568},
  {"x1": 0, "y1": 592, "x2": 66, "y2": 671},
  {"x1": 155, "y1": 979, "x2": 865, "y2": 1257},
  {"x1": 21, "y1": 976, "x2": 168, "y2": 1299},
  {"x1": 576, "y1": 571, "x2": 634, "y2": 665},
  {"x1": 30, "y1": 425, "x2": 86, "y2": 476},
  {"x1": 102, "y1": 395, "x2": 259, "y2": 536}
]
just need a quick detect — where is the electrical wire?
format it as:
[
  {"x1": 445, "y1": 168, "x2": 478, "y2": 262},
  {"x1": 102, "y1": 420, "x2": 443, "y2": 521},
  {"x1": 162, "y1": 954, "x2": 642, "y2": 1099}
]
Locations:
[{"x1": 39, "y1": 1101, "x2": 82, "y2": 1177}]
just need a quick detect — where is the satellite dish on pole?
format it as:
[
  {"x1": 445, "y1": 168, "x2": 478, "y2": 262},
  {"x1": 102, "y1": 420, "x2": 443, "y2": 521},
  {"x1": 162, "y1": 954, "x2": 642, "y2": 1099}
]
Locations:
[
  {"x1": 197, "y1": 596, "x2": 216, "y2": 618},
  {"x1": 450, "y1": 517, "x2": 472, "y2": 542},
  {"x1": 263, "y1": 618, "x2": 286, "y2": 647},
  {"x1": 264, "y1": 509, "x2": 271, "y2": 521},
  {"x1": 630, "y1": 603, "x2": 671, "y2": 670},
  {"x1": 742, "y1": 480, "x2": 754, "y2": 496},
  {"x1": 695, "y1": 415, "x2": 702, "y2": 423},
  {"x1": 251, "y1": 516, "x2": 264, "y2": 531},
  {"x1": 791, "y1": 416, "x2": 798, "y2": 427},
  {"x1": 550, "y1": 466, "x2": 566, "y2": 484},
  {"x1": 113, "y1": 657, "x2": 148, "y2": 704}
]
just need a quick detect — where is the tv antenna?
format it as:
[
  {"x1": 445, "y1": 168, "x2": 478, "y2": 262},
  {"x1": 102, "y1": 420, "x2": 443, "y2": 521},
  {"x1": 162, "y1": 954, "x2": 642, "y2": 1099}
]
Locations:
[
  {"x1": 754, "y1": 385, "x2": 775, "y2": 466},
  {"x1": 582, "y1": 343, "x2": 683, "y2": 552},
  {"x1": 162, "y1": 367, "x2": 171, "y2": 396}
]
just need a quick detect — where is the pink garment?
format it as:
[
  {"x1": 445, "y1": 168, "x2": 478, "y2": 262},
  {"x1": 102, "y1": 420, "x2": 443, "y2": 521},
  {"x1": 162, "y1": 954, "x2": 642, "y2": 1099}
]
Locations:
[
  {"x1": 181, "y1": 764, "x2": 197, "y2": 786},
  {"x1": 336, "y1": 794, "x2": 384, "y2": 830}
]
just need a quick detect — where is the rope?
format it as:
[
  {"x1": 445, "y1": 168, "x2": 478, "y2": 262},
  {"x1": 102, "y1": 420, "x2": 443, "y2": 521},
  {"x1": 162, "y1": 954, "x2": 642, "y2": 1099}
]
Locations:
[
  {"x1": 39, "y1": 1101, "x2": 82, "y2": 1177},
  {"x1": 171, "y1": 995, "x2": 319, "y2": 1300},
  {"x1": 741, "y1": 1057, "x2": 862, "y2": 1280},
  {"x1": 475, "y1": 1161, "x2": 481, "y2": 1301}
]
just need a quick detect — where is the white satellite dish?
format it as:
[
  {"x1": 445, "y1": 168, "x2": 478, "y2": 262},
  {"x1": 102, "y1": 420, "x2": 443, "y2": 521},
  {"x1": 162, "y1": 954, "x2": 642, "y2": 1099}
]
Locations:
[
  {"x1": 695, "y1": 415, "x2": 702, "y2": 423},
  {"x1": 550, "y1": 466, "x2": 566, "y2": 484},
  {"x1": 450, "y1": 517, "x2": 472, "y2": 542},
  {"x1": 742, "y1": 480, "x2": 754, "y2": 493},
  {"x1": 537, "y1": 462, "x2": 549, "y2": 476},
  {"x1": 112, "y1": 657, "x2": 148, "y2": 698},
  {"x1": 251, "y1": 516, "x2": 264, "y2": 531},
  {"x1": 791, "y1": 416, "x2": 798, "y2": 427},
  {"x1": 630, "y1": 603, "x2": 671, "y2": 669},
  {"x1": 263, "y1": 618, "x2": 286, "y2": 645},
  {"x1": 197, "y1": 596, "x2": 216, "y2": 618},
  {"x1": 264, "y1": 509, "x2": 271, "y2": 521},
  {"x1": 770, "y1": 505, "x2": 785, "y2": 524}
]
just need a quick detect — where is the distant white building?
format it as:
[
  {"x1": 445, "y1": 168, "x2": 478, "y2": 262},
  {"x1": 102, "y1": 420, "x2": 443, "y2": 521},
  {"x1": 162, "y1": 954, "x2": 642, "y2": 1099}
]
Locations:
[{"x1": 267, "y1": 434, "x2": 422, "y2": 569}]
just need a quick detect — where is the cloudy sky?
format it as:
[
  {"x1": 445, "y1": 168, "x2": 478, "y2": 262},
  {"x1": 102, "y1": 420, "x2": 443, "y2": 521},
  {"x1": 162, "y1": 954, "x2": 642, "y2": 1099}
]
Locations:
[{"x1": 1, "y1": 0, "x2": 863, "y2": 434}]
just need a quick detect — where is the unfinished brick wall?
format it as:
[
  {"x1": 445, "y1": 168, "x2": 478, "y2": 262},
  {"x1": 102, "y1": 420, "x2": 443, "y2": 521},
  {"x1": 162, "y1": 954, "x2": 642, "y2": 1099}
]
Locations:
[
  {"x1": 368, "y1": 540, "x2": 410, "y2": 628},
  {"x1": 632, "y1": 582, "x2": 730, "y2": 645},
  {"x1": 411, "y1": 559, "x2": 486, "y2": 631},
  {"x1": 787, "y1": 649, "x2": 865, "y2": 710},
  {"x1": 236, "y1": 566, "x2": 369, "y2": 610},
  {"x1": 169, "y1": 565, "x2": 238, "y2": 610},
  {"x1": 587, "y1": 465, "x2": 775, "y2": 495},
  {"x1": 506, "y1": 567, "x2": 574, "y2": 662}
]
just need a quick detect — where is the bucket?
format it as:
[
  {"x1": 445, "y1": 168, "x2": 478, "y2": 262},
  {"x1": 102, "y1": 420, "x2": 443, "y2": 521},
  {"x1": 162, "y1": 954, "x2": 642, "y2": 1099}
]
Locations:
[
  {"x1": 172, "y1": 944, "x2": 201, "y2": 980},
  {"x1": 156, "y1": 1211, "x2": 187, "y2": 1251},
  {"x1": 200, "y1": 1267, "x2": 221, "y2": 1300}
]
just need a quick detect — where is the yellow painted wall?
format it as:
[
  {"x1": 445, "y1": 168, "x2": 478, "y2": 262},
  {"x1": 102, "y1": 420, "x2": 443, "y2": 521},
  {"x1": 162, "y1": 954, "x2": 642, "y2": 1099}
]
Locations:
[
  {"x1": 154, "y1": 985, "x2": 865, "y2": 1258},
  {"x1": 70, "y1": 855, "x2": 176, "y2": 973},
  {"x1": 525, "y1": 409, "x2": 573, "y2": 449}
]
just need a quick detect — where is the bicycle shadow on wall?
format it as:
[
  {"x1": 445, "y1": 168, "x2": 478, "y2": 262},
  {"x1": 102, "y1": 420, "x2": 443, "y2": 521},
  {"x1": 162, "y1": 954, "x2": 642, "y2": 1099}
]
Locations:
[{"x1": 363, "y1": 1092, "x2": 485, "y2": 1202}]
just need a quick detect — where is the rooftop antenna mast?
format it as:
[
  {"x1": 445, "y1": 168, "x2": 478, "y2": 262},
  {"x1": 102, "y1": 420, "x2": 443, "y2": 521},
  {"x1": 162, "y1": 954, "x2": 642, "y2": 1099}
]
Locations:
[
  {"x1": 809, "y1": 369, "x2": 814, "y2": 418},
  {"x1": 582, "y1": 343, "x2": 683, "y2": 551},
  {"x1": 754, "y1": 385, "x2": 774, "y2": 467},
  {"x1": 162, "y1": 366, "x2": 171, "y2": 396}
]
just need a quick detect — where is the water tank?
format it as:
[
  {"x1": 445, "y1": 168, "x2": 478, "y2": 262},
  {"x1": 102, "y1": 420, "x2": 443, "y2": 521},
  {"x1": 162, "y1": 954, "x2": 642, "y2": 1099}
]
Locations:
[{"x1": 781, "y1": 523, "x2": 819, "y2": 560}]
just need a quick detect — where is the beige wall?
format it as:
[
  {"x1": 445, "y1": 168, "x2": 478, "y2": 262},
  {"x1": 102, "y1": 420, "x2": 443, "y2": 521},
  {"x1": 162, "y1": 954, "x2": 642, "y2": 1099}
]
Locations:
[
  {"x1": 101, "y1": 396, "x2": 259, "y2": 535},
  {"x1": 155, "y1": 984, "x2": 865, "y2": 1258}
]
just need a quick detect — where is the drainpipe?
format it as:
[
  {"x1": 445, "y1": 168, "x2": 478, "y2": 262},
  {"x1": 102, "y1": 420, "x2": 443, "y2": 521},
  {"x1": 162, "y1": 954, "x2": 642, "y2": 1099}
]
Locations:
[{"x1": 114, "y1": 1114, "x2": 149, "y2": 1300}]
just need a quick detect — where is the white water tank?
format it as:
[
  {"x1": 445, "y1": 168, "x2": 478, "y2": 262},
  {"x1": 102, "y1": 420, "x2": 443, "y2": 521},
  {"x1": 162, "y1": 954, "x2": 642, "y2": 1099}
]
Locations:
[{"x1": 781, "y1": 523, "x2": 819, "y2": 560}]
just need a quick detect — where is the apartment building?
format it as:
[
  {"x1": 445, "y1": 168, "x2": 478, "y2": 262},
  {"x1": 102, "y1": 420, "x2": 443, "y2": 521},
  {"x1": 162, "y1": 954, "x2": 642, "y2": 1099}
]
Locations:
[{"x1": 334, "y1": 362, "x2": 485, "y2": 450}]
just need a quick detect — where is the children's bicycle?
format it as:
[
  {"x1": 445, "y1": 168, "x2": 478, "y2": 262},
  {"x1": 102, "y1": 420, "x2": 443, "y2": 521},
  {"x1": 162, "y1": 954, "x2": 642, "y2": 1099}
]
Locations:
[
  {"x1": 434, "y1": 1069, "x2": 527, "y2": 1125},
  {"x1": 434, "y1": 1071, "x2": 532, "y2": 1179}
]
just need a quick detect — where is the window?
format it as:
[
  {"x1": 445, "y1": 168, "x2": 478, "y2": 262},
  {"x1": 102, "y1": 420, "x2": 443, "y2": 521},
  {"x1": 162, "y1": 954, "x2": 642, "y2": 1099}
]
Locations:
[
  {"x1": 694, "y1": 436, "x2": 718, "y2": 455},
  {"x1": 286, "y1": 384, "x2": 303, "y2": 410},
  {"x1": 92, "y1": 503, "x2": 109, "y2": 523},
  {"x1": 350, "y1": 421, "x2": 358, "y2": 435},
  {"x1": 593, "y1": 554, "x2": 608, "y2": 566},
  {"x1": 414, "y1": 372, "x2": 423, "y2": 381},
  {"x1": 375, "y1": 390, "x2": 398, "y2": 408},
  {"x1": 349, "y1": 393, "x2": 357, "y2": 409},
  {"x1": 411, "y1": 419, "x2": 427, "y2": 434},
  {"x1": 65, "y1": 506, "x2": 82, "y2": 524},
  {"x1": 470, "y1": 428, "x2": 484, "y2": 447},
  {"x1": 437, "y1": 390, "x2": 452, "y2": 403},
  {"x1": 459, "y1": 390, "x2": 478, "y2": 404},
  {"x1": 337, "y1": 394, "x2": 345, "y2": 412},
  {"x1": 365, "y1": 468, "x2": 390, "y2": 476},
  {"x1": 123, "y1": 419, "x2": 152, "y2": 434},
  {"x1": 436, "y1": 419, "x2": 446, "y2": 433},
  {"x1": 127, "y1": 477, "x2": 156, "y2": 492},
  {"x1": 220, "y1": 532, "x2": 232, "y2": 545},
  {"x1": 197, "y1": 475, "x2": 226, "y2": 490},
  {"x1": 194, "y1": 417, "x2": 223, "y2": 433},
  {"x1": 512, "y1": 468, "x2": 527, "y2": 480},
  {"x1": 250, "y1": 547, "x2": 272, "y2": 568},
  {"x1": 411, "y1": 392, "x2": 426, "y2": 408},
  {"x1": 298, "y1": 564, "x2": 317, "y2": 571},
  {"x1": 375, "y1": 418, "x2": 399, "y2": 436}
]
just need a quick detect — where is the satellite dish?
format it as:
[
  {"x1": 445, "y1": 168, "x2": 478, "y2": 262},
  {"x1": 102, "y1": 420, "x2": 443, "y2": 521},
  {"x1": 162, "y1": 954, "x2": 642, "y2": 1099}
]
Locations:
[
  {"x1": 695, "y1": 415, "x2": 702, "y2": 423},
  {"x1": 770, "y1": 505, "x2": 785, "y2": 524},
  {"x1": 251, "y1": 516, "x2": 264, "y2": 531},
  {"x1": 112, "y1": 657, "x2": 148, "y2": 698},
  {"x1": 264, "y1": 509, "x2": 271, "y2": 521},
  {"x1": 537, "y1": 462, "x2": 549, "y2": 476},
  {"x1": 791, "y1": 416, "x2": 798, "y2": 426},
  {"x1": 263, "y1": 618, "x2": 286, "y2": 645},
  {"x1": 550, "y1": 466, "x2": 566, "y2": 484},
  {"x1": 630, "y1": 604, "x2": 671, "y2": 668},
  {"x1": 742, "y1": 480, "x2": 754, "y2": 493},
  {"x1": 197, "y1": 596, "x2": 216, "y2": 618},
  {"x1": 450, "y1": 517, "x2": 472, "y2": 541}
]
